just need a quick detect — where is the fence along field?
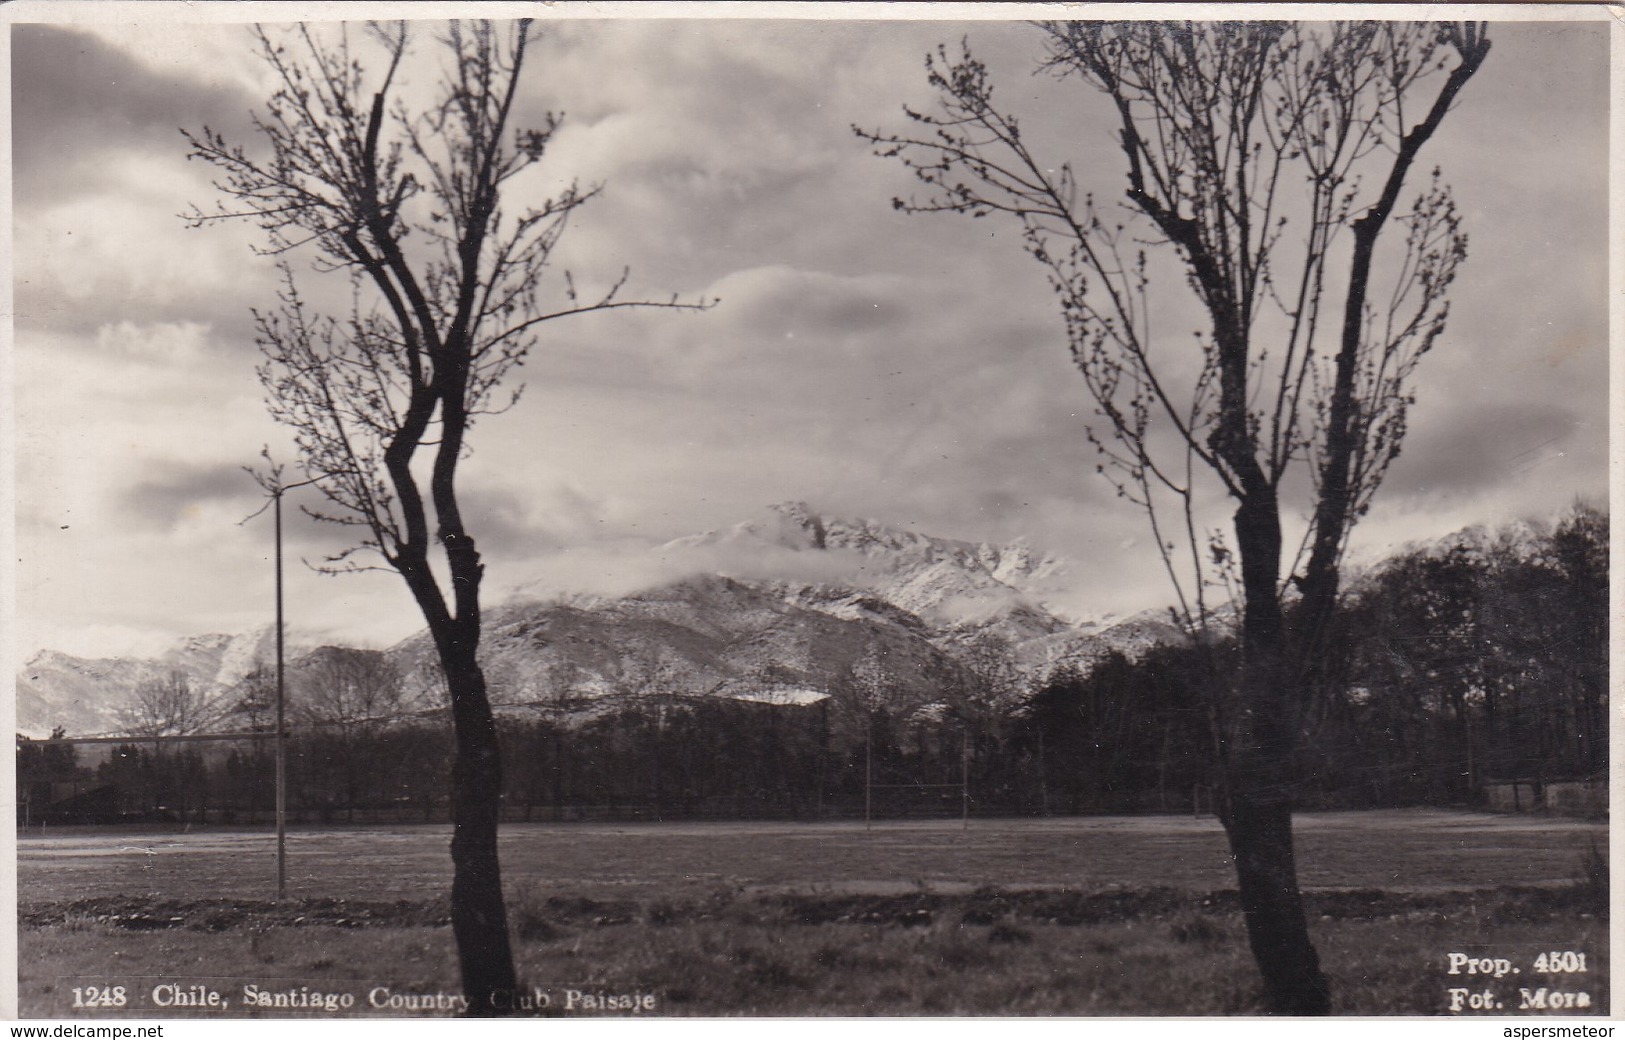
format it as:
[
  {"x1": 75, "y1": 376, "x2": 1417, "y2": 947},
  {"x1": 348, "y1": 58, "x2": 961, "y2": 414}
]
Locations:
[{"x1": 17, "y1": 810, "x2": 1608, "y2": 1016}]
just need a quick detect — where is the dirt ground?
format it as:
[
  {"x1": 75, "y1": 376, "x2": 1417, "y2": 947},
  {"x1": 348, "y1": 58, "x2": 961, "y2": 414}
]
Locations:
[
  {"x1": 17, "y1": 809, "x2": 1606, "y2": 904},
  {"x1": 17, "y1": 810, "x2": 1608, "y2": 1019}
]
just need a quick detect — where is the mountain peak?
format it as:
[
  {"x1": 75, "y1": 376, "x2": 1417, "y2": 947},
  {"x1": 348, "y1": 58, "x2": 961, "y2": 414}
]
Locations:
[
  {"x1": 656, "y1": 502, "x2": 1079, "y2": 636},
  {"x1": 762, "y1": 500, "x2": 828, "y2": 550},
  {"x1": 766, "y1": 499, "x2": 817, "y2": 520}
]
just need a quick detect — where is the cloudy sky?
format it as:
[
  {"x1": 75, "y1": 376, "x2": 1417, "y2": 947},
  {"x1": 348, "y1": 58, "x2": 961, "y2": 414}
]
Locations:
[{"x1": 9, "y1": 6, "x2": 1612, "y2": 660}]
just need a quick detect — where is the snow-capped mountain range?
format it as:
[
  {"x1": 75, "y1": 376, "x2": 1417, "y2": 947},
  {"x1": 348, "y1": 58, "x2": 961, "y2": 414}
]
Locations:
[
  {"x1": 16, "y1": 502, "x2": 1183, "y2": 737},
  {"x1": 17, "y1": 627, "x2": 315, "y2": 739}
]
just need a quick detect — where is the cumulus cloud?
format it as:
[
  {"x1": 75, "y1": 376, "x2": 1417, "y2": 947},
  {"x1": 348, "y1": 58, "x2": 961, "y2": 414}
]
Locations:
[
  {"x1": 11, "y1": 24, "x2": 258, "y2": 205},
  {"x1": 502, "y1": 539, "x2": 878, "y2": 608},
  {"x1": 94, "y1": 320, "x2": 213, "y2": 363},
  {"x1": 121, "y1": 461, "x2": 259, "y2": 532},
  {"x1": 16, "y1": 158, "x2": 272, "y2": 341}
]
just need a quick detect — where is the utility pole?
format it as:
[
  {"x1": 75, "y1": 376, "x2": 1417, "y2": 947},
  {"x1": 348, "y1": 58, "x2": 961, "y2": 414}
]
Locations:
[
  {"x1": 273, "y1": 486, "x2": 289, "y2": 898},
  {"x1": 245, "y1": 468, "x2": 328, "y2": 900}
]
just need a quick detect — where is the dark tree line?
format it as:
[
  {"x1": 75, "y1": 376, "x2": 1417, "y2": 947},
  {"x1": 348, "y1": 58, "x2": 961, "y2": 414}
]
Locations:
[
  {"x1": 1313, "y1": 503, "x2": 1607, "y2": 804},
  {"x1": 1017, "y1": 505, "x2": 1608, "y2": 815},
  {"x1": 1015, "y1": 647, "x2": 1217, "y2": 814}
]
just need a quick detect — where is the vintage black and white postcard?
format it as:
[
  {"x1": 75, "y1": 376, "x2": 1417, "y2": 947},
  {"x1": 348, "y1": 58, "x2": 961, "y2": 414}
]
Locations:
[{"x1": 4, "y1": 0, "x2": 1614, "y2": 1025}]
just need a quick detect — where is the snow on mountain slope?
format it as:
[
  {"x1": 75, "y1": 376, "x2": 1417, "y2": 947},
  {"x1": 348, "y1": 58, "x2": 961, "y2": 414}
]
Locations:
[
  {"x1": 393, "y1": 572, "x2": 975, "y2": 717},
  {"x1": 18, "y1": 503, "x2": 1182, "y2": 736},
  {"x1": 666, "y1": 501, "x2": 1075, "y2": 630},
  {"x1": 16, "y1": 626, "x2": 318, "y2": 738}
]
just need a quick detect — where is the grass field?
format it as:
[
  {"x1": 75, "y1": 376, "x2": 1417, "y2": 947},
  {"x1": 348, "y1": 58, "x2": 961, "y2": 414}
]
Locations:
[{"x1": 18, "y1": 810, "x2": 1609, "y2": 1017}]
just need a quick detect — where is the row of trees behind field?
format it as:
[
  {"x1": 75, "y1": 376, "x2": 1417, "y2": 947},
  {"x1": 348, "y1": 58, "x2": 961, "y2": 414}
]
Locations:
[{"x1": 19, "y1": 506, "x2": 1604, "y2": 823}]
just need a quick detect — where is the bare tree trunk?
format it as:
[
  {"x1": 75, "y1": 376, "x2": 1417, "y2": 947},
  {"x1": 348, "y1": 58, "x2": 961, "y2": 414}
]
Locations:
[
  {"x1": 1221, "y1": 490, "x2": 1332, "y2": 1015},
  {"x1": 1222, "y1": 794, "x2": 1328, "y2": 1014},
  {"x1": 441, "y1": 639, "x2": 517, "y2": 1015}
]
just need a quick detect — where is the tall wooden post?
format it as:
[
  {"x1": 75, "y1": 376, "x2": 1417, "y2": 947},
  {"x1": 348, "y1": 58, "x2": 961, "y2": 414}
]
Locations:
[
  {"x1": 261, "y1": 471, "x2": 323, "y2": 900},
  {"x1": 274, "y1": 489, "x2": 287, "y2": 899}
]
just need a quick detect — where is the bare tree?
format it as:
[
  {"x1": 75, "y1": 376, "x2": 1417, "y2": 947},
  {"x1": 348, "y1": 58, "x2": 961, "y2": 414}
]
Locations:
[
  {"x1": 120, "y1": 671, "x2": 208, "y2": 738},
  {"x1": 861, "y1": 21, "x2": 1489, "y2": 1013},
  {"x1": 294, "y1": 647, "x2": 406, "y2": 813},
  {"x1": 226, "y1": 657, "x2": 276, "y2": 733},
  {"x1": 957, "y1": 630, "x2": 1025, "y2": 714},
  {"x1": 295, "y1": 647, "x2": 404, "y2": 736},
  {"x1": 185, "y1": 20, "x2": 708, "y2": 1012}
]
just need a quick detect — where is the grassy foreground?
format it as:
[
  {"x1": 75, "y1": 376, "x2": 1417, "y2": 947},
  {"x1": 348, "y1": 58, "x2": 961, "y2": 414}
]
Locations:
[
  {"x1": 22, "y1": 884, "x2": 1609, "y2": 1016},
  {"x1": 18, "y1": 812, "x2": 1609, "y2": 1017}
]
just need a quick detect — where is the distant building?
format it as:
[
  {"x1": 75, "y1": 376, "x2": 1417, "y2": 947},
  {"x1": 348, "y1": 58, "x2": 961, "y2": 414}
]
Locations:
[{"x1": 1483, "y1": 775, "x2": 1606, "y2": 816}]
